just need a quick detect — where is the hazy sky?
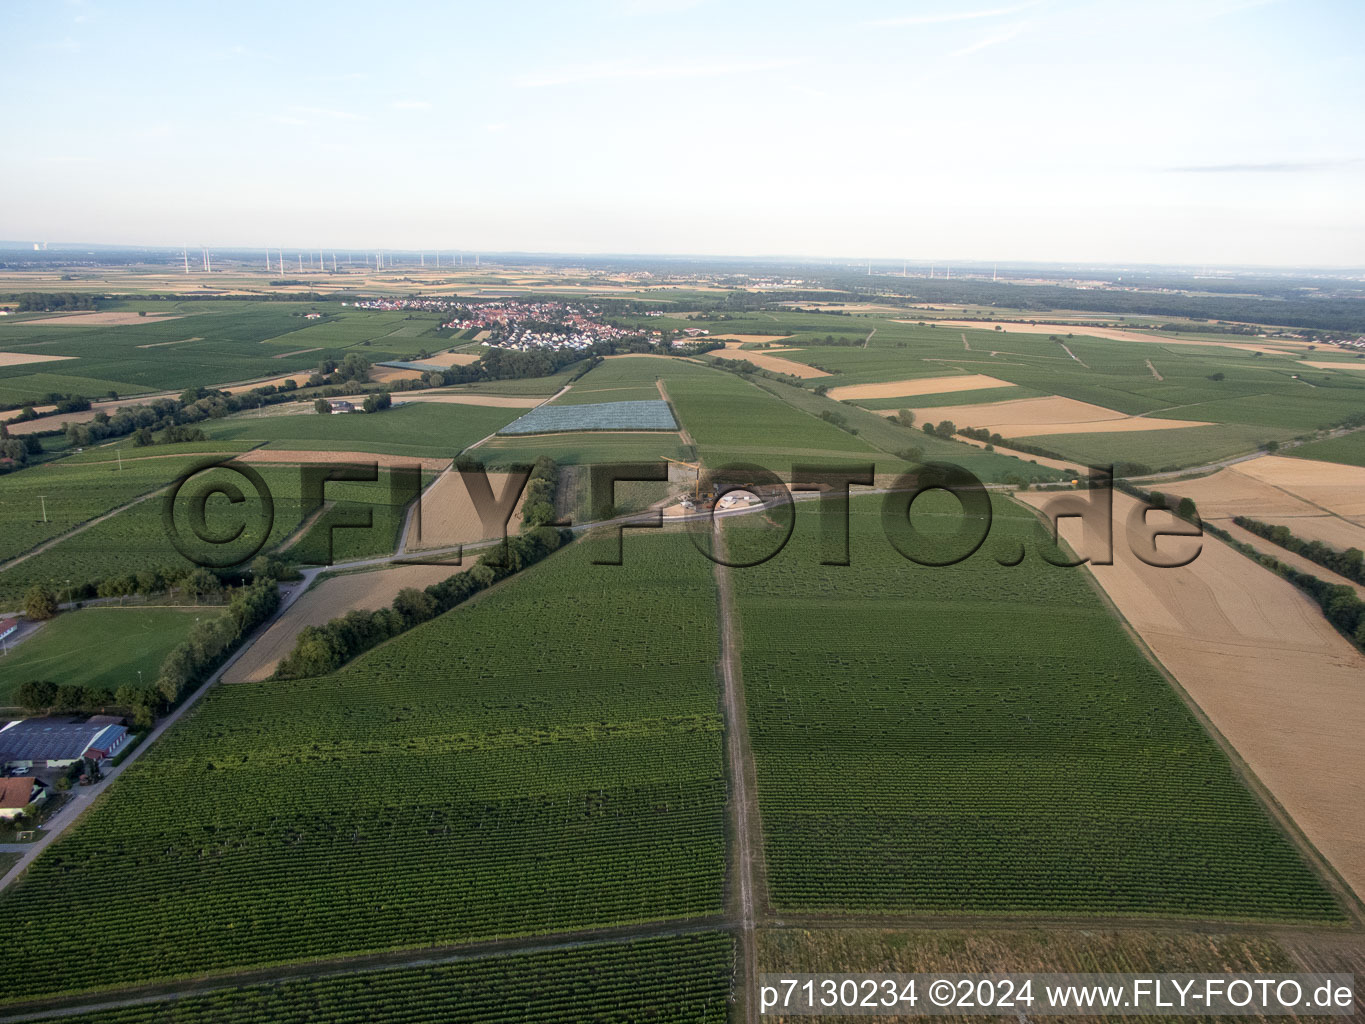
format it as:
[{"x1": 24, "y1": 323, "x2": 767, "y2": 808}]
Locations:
[{"x1": 2, "y1": 0, "x2": 1362, "y2": 265}]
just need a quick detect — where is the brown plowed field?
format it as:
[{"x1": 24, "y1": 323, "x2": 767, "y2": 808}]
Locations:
[
  {"x1": 406, "y1": 468, "x2": 524, "y2": 551},
  {"x1": 224, "y1": 563, "x2": 469, "y2": 683}
]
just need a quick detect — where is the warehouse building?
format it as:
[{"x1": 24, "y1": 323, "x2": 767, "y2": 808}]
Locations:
[{"x1": 0, "y1": 718, "x2": 130, "y2": 770}]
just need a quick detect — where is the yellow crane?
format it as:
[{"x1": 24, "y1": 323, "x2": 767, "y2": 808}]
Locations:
[{"x1": 660, "y1": 455, "x2": 704, "y2": 500}]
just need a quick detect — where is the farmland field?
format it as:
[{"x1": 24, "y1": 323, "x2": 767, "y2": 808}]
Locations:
[
  {"x1": 0, "y1": 454, "x2": 240, "y2": 567},
  {"x1": 498, "y1": 399, "x2": 677, "y2": 434},
  {"x1": 727, "y1": 494, "x2": 1342, "y2": 920},
  {"x1": 0, "y1": 464, "x2": 416, "y2": 604},
  {"x1": 0, "y1": 304, "x2": 457, "y2": 406},
  {"x1": 206, "y1": 402, "x2": 519, "y2": 458},
  {"x1": 0, "y1": 606, "x2": 202, "y2": 707},
  {"x1": 45, "y1": 933, "x2": 733, "y2": 1024},
  {"x1": 0, "y1": 531, "x2": 727, "y2": 999},
  {"x1": 1289, "y1": 429, "x2": 1365, "y2": 468}
]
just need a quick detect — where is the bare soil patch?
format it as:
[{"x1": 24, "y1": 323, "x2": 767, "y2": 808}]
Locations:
[
  {"x1": 829, "y1": 374, "x2": 1015, "y2": 401},
  {"x1": 10, "y1": 311, "x2": 184, "y2": 327},
  {"x1": 719, "y1": 341, "x2": 827, "y2": 379},
  {"x1": 418, "y1": 350, "x2": 481, "y2": 367},
  {"x1": 913, "y1": 395, "x2": 1209, "y2": 437},
  {"x1": 0, "y1": 351, "x2": 77, "y2": 366},
  {"x1": 370, "y1": 365, "x2": 425, "y2": 384},
  {"x1": 406, "y1": 469, "x2": 524, "y2": 551},
  {"x1": 223, "y1": 373, "x2": 313, "y2": 395},
  {"x1": 907, "y1": 320, "x2": 1306, "y2": 355},
  {"x1": 1020, "y1": 489, "x2": 1365, "y2": 902},
  {"x1": 224, "y1": 563, "x2": 469, "y2": 682},
  {"x1": 0, "y1": 404, "x2": 55, "y2": 423}
]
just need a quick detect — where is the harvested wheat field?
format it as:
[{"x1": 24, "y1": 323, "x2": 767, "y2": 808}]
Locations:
[
  {"x1": 1, "y1": 409, "x2": 100, "y2": 434},
  {"x1": 1259, "y1": 515, "x2": 1365, "y2": 552},
  {"x1": 1236, "y1": 456, "x2": 1365, "y2": 516},
  {"x1": 0, "y1": 351, "x2": 76, "y2": 366},
  {"x1": 224, "y1": 563, "x2": 469, "y2": 683},
  {"x1": 1219, "y1": 520, "x2": 1365, "y2": 597},
  {"x1": 1298, "y1": 361, "x2": 1365, "y2": 371},
  {"x1": 1019, "y1": 488, "x2": 1365, "y2": 901},
  {"x1": 719, "y1": 340, "x2": 827, "y2": 378},
  {"x1": 829, "y1": 373, "x2": 1016, "y2": 402},
  {"x1": 394, "y1": 393, "x2": 542, "y2": 408},
  {"x1": 10, "y1": 311, "x2": 185, "y2": 327},
  {"x1": 406, "y1": 468, "x2": 524, "y2": 551},
  {"x1": 912, "y1": 395, "x2": 1209, "y2": 437},
  {"x1": 710, "y1": 334, "x2": 793, "y2": 345},
  {"x1": 0, "y1": 404, "x2": 55, "y2": 423},
  {"x1": 370, "y1": 365, "x2": 426, "y2": 384},
  {"x1": 909, "y1": 319, "x2": 1308, "y2": 355},
  {"x1": 223, "y1": 372, "x2": 313, "y2": 395},
  {"x1": 417, "y1": 350, "x2": 481, "y2": 367},
  {"x1": 236, "y1": 449, "x2": 451, "y2": 472},
  {"x1": 1165, "y1": 456, "x2": 1365, "y2": 525}
]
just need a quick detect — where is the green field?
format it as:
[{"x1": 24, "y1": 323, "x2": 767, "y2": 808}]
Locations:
[
  {"x1": 206, "y1": 401, "x2": 517, "y2": 458},
  {"x1": 46, "y1": 934, "x2": 732, "y2": 1024},
  {"x1": 0, "y1": 531, "x2": 727, "y2": 999},
  {"x1": 728, "y1": 495, "x2": 1342, "y2": 920},
  {"x1": 472, "y1": 431, "x2": 691, "y2": 468},
  {"x1": 0, "y1": 304, "x2": 454, "y2": 406},
  {"x1": 1286, "y1": 430, "x2": 1365, "y2": 467},
  {"x1": 0, "y1": 606, "x2": 202, "y2": 707},
  {"x1": 0, "y1": 454, "x2": 238, "y2": 566},
  {"x1": 0, "y1": 464, "x2": 414, "y2": 604},
  {"x1": 1014, "y1": 422, "x2": 1299, "y2": 473}
]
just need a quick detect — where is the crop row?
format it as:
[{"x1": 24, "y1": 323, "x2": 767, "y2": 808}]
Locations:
[
  {"x1": 729, "y1": 495, "x2": 1343, "y2": 922},
  {"x1": 46, "y1": 933, "x2": 732, "y2": 1024},
  {"x1": 0, "y1": 532, "x2": 729, "y2": 1000}
]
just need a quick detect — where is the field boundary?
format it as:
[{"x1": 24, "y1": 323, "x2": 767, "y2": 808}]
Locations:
[{"x1": 1013, "y1": 495, "x2": 1365, "y2": 927}]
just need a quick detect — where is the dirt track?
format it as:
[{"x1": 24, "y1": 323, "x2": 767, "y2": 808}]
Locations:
[{"x1": 1020, "y1": 489, "x2": 1365, "y2": 904}]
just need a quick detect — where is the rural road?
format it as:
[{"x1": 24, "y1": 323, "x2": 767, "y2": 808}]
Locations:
[{"x1": 712, "y1": 520, "x2": 760, "y2": 1024}]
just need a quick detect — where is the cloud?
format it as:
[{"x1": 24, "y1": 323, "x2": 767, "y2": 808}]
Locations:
[
  {"x1": 615, "y1": 0, "x2": 709, "y2": 13},
  {"x1": 517, "y1": 57, "x2": 799, "y2": 88},
  {"x1": 948, "y1": 22, "x2": 1028, "y2": 57},
  {"x1": 288, "y1": 106, "x2": 368, "y2": 122},
  {"x1": 1166, "y1": 158, "x2": 1364, "y2": 173},
  {"x1": 391, "y1": 99, "x2": 432, "y2": 111},
  {"x1": 866, "y1": 1, "x2": 1041, "y2": 28}
]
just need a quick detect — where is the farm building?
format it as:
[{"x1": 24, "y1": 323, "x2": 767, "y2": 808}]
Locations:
[
  {"x1": 0, "y1": 617, "x2": 18, "y2": 642},
  {"x1": 327, "y1": 400, "x2": 356, "y2": 414},
  {"x1": 0, "y1": 777, "x2": 45, "y2": 820},
  {"x1": 0, "y1": 718, "x2": 130, "y2": 770}
]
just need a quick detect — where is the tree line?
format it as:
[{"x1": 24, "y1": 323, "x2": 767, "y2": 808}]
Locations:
[
  {"x1": 274, "y1": 458, "x2": 564, "y2": 680},
  {"x1": 16, "y1": 571, "x2": 285, "y2": 727}
]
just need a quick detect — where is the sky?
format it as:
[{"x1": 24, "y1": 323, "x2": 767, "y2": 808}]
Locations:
[{"x1": 1, "y1": 0, "x2": 1363, "y2": 266}]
